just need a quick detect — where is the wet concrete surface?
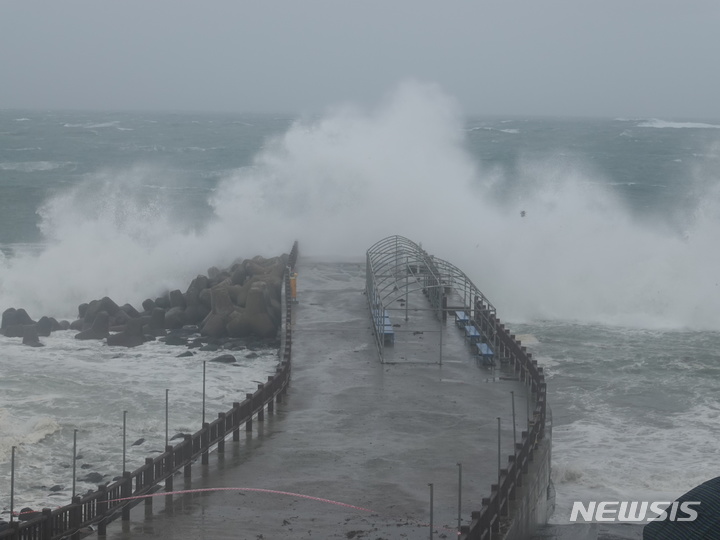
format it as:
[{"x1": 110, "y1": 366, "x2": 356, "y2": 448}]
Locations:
[{"x1": 102, "y1": 259, "x2": 534, "y2": 539}]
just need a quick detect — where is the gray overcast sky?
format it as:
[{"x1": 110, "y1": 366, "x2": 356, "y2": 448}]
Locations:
[{"x1": 1, "y1": 1, "x2": 719, "y2": 118}]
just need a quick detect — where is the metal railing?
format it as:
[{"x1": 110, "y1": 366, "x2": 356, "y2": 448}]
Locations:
[
  {"x1": 459, "y1": 300, "x2": 548, "y2": 540},
  {"x1": 0, "y1": 241, "x2": 299, "y2": 540}
]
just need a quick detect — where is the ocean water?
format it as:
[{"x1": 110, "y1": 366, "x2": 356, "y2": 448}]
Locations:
[{"x1": 1, "y1": 83, "x2": 719, "y2": 524}]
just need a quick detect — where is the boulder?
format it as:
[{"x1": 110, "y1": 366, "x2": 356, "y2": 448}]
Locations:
[
  {"x1": 231, "y1": 266, "x2": 247, "y2": 285},
  {"x1": 211, "y1": 354, "x2": 236, "y2": 363},
  {"x1": 121, "y1": 303, "x2": 141, "y2": 318},
  {"x1": 207, "y1": 266, "x2": 221, "y2": 280},
  {"x1": 1, "y1": 324, "x2": 24, "y2": 338},
  {"x1": 36, "y1": 316, "x2": 53, "y2": 337},
  {"x1": 111, "y1": 309, "x2": 130, "y2": 327},
  {"x1": 141, "y1": 298, "x2": 155, "y2": 312},
  {"x1": 84, "y1": 297, "x2": 120, "y2": 324},
  {"x1": 163, "y1": 334, "x2": 188, "y2": 346},
  {"x1": 169, "y1": 289, "x2": 186, "y2": 309},
  {"x1": 198, "y1": 288, "x2": 212, "y2": 310},
  {"x1": 1, "y1": 308, "x2": 17, "y2": 329},
  {"x1": 154, "y1": 295, "x2": 170, "y2": 310},
  {"x1": 164, "y1": 307, "x2": 186, "y2": 329},
  {"x1": 75, "y1": 311, "x2": 110, "y2": 340},
  {"x1": 145, "y1": 308, "x2": 166, "y2": 337},
  {"x1": 107, "y1": 318, "x2": 146, "y2": 347},
  {"x1": 14, "y1": 308, "x2": 35, "y2": 326},
  {"x1": 22, "y1": 325, "x2": 44, "y2": 347},
  {"x1": 69, "y1": 319, "x2": 84, "y2": 331},
  {"x1": 243, "y1": 281, "x2": 278, "y2": 338},
  {"x1": 226, "y1": 309, "x2": 253, "y2": 338}
]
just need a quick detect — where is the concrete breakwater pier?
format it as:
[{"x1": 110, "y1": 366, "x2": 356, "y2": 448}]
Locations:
[{"x1": 2, "y1": 237, "x2": 551, "y2": 539}]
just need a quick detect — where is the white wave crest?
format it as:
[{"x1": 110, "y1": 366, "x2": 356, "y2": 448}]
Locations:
[
  {"x1": 638, "y1": 118, "x2": 720, "y2": 129},
  {"x1": 63, "y1": 121, "x2": 120, "y2": 129},
  {"x1": 0, "y1": 409, "x2": 61, "y2": 459},
  {"x1": 0, "y1": 161, "x2": 71, "y2": 172}
]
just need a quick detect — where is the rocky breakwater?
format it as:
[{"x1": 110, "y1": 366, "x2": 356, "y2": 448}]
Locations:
[{"x1": 1, "y1": 253, "x2": 289, "y2": 348}]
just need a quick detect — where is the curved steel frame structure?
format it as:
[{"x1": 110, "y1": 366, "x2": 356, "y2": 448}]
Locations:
[{"x1": 366, "y1": 235, "x2": 500, "y2": 363}]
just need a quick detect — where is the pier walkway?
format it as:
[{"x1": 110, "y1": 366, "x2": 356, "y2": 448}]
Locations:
[{"x1": 104, "y1": 258, "x2": 532, "y2": 539}]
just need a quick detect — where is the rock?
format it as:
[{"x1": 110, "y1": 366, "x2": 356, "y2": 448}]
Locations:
[
  {"x1": 35, "y1": 315, "x2": 54, "y2": 336},
  {"x1": 22, "y1": 325, "x2": 44, "y2": 347},
  {"x1": 164, "y1": 334, "x2": 188, "y2": 346},
  {"x1": 198, "y1": 288, "x2": 212, "y2": 310},
  {"x1": 75, "y1": 311, "x2": 110, "y2": 340},
  {"x1": 211, "y1": 354, "x2": 236, "y2": 363},
  {"x1": 244, "y1": 281, "x2": 278, "y2": 338},
  {"x1": 107, "y1": 318, "x2": 146, "y2": 347},
  {"x1": 79, "y1": 472, "x2": 105, "y2": 484},
  {"x1": 84, "y1": 297, "x2": 120, "y2": 324},
  {"x1": 58, "y1": 320, "x2": 71, "y2": 331},
  {"x1": 145, "y1": 308, "x2": 166, "y2": 337},
  {"x1": 69, "y1": 319, "x2": 84, "y2": 331},
  {"x1": 48, "y1": 317, "x2": 62, "y2": 331},
  {"x1": 131, "y1": 438, "x2": 145, "y2": 446},
  {"x1": 231, "y1": 266, "x2": 248, "y2": 285},
  {"x1": 111, "y1": 309, "x2": 130, "y2": 327},
  {"x1": 141, "y1": 298, "x2": 155, "y2": 312},
  {"x1": 164, "y1": 307, "x2": 186, "y2": 329},
  {"x1": 176, "y1": 350, "x2": 194, "y2": 358},
  {"x1": 226, "y1": 310, "x2": 252, "y2": 338},
  {"x1": 199, "y1": 343, "x2": 220, "y2": 352},
  {"x1": 200, "y1": 313, "x2": 228, "y2": 337},
  {"x1": 1, "y1": 308, "x2": 17, "y2": 329},
  {"x1": 246, "y1": 352, "x2": 259, "y2": 359},
  {"x1": 154, "y1": 295, "x2": 170, "y2": 310},
  {"x1": 14, "y1": 308, "x2": 36, "y2": 326},
  {"x1": 121, "y1": 303, "x2": 141, "y2": 318},
  {"x1": 1, "y1": 324, "x2": 24, "y2": 338},
  {"x1": 188, "y1": 338, "x2": 204, "y2": 349},
  {"x1": 19, "y1": 507, "x2": 39, "y2": 522},
  {"x1": 49, "y1": 484, "x2": 64, "y2": 492},
  {"x1": 169, "y1": 289, "x2": 186, "y2": 309},
  {"x1": 210, "y1": 285, "x2": 235, "y2": 315},
  {"x1": 207, "y1": 266, "x2": 221, "y2": 280}
]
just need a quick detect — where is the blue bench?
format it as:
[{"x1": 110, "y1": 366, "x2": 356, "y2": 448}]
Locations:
[
  {"x1": 476, "y1": 342, "x2": 496, "y2": 367},
  {"x1": 464, "y1": 325, "x2": 481, "y2": 343},
  {"x1": 372, "y1": 308, "x2": 394, "y2": 345},
  {"x1": 383, "y1": 324, "x2": 395, "y2": 345},
  {"x1": 454, "y1": 310, "x2": 470, "y2": 328}
]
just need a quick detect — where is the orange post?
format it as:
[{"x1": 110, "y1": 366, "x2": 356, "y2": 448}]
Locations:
[{"x1": 290, "y1": 272, "x2": 298, "y2": 302}]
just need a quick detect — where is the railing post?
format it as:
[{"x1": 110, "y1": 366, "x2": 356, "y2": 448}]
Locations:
[
  {"x1": 70, "y1": 495, "x2": 83, "y2": 540},
  {"x1": 245, "y1": 393, "x2": 253, "y2": 432},
  {"x1": 257, "y1": 384, "x2": 265, "y2": 422},
  {"x1": 232, "y1": 402, "x2": 241, "y2": 441},
  {"x1": 144, "y1": 457, "x2": 154, "y2": 509},
  {"x1": 183, "y1": 435, "x2": 193, "y2": 478},
  {"x1": 96, "y1": 484, "x2": 107, "y2": 536},
  {"x1": 201, "y1": 423, "x2": 210, "y2": 465},
  {"x1": 217, "y1": 412, "x2": 226, "y2": 454},
  {"x1": 164, "y1": 445, "x2": 174, "y2": 492},
  {"x1": 275, "y1": 368, "x2": 284, "y2": 403},
  {"x1": 41, "y1": 507, "x2": 52, "y2": 540},
  {"x1": 267, "y1": 377, "x2": 275, "y2": 414},
  {"x1": 121, "y1": 471, "x2": 132, "y2": 521}
]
